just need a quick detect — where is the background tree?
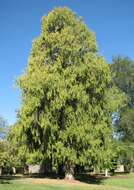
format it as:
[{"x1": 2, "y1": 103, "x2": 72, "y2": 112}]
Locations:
[
  {"x1": 0, "y1": 117, "x2": 24, "y2": 175},
  {"x1": 110, "y1": 56, "x2": 134, "y2": 106},
  {"x1": 18, "y1": 8, "x2": 125, "y2": 179},
  {"x1": 110, "y1": 56, "x2": 134, "y2": 172},
  {"x1": 0, "y1": 116, "x2": 8, "y2": 139},
  {"x1": 0, "y1": 116, "x2": 10, "y2": 175}
]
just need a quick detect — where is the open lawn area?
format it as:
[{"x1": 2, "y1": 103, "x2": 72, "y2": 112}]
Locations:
[{"x1": 0, "y1": 173, "x2": 134, "y2": 190}]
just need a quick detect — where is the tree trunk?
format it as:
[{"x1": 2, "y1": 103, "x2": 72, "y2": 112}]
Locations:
[
  {"x1": 65, "y1": 161, "x2": 74, "y2": 180},
  {"x1": 93, "y1": 167, "x2": 100, "y2": 175},
  {"x1": 130, "y1": 167, "x2": 134, "y2": 173},
  {"x1": 12, "y1": 167, "x2": 16, "y2": 175},
  {"x1": 93, "y1": 167, "x2": 96, "y2": 174},
  {"x1": 105, "y1": 169, "x2": 109, "y2": 177},
  {"x1": 0, "y1": 167, "x2": 2, "y2": 176}
]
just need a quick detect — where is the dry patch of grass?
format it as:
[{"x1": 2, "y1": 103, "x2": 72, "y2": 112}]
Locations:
[{"x1": 18, "y1": 177, "x2": 128, "y2": 190}]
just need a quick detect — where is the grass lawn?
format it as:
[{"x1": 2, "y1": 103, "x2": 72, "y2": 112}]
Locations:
[
  {"x1": 102, "y1": 173, "x2": 134, "y2": 190},
  {"x1": 0, "y1": 173, "x2": 134, "y2": 190}
]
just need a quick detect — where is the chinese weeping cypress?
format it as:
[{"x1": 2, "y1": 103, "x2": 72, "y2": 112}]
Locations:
[{"x1": 18, "y1": 7, "x2": 123, "y2": 179}]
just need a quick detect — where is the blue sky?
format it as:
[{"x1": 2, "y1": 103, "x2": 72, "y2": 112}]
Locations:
[{"x1": 0, "y1": 0, "x2": 134, "y2": 125}]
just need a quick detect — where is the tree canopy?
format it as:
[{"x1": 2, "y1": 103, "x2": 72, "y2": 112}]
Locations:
[
  {"x1": 110, "y1": 56, "x2": 134, "y2": 106},
  {"x1": 17, "y1": 8, "x2": 125, "y2": 178},
  {"x1": 110, "y1": 56, "x2": 134, "y2": 142},
  {"x1": 110, "y1": 56, "x2": 134, "y2": 171}
]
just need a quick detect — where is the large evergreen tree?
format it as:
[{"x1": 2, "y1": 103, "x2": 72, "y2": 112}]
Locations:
[{"x1": 18, "y1": 8, "x2": 123, "y2": 179}]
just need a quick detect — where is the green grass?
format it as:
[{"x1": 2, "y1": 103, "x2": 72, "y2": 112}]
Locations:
[
  {"x1": 0, "y1": 173, "x2": 134, "y2": 190},
  {"x1": 102, "y1": 173, "x2": 134, "y2": 190}
]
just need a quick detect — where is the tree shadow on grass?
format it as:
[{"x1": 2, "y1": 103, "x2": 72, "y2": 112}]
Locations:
[
  {"x1": 27, "y1": 173, "x2": 106, "y2": 185},
  {"x1": 0, "y1": 173, "x2": 107, "y2": 185},
  {"x1": 75, "y1": 173, "x2": 106, "y2": 185},
  {"x1": 0, "y1": 175, "x2": 24, "y2": 184},
  {"x1": 29, "y1": 172, "x2": 64, "y2": 179},
  {"x1": 0, "y1": 179, "x2": 11, "y2": 184}
]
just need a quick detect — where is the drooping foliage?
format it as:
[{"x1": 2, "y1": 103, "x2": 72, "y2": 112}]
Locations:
[
  {"x1": 18, "y1": 8, "x2": 124, "y2": 176},
  {"x1": 7, "y1": 122, "x2": 28, "y2": 168}
]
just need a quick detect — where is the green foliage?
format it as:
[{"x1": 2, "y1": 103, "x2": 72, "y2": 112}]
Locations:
[
  {"x1": 26, "y1": 151, "x2": 44, "y2": 165},
  {"x1": 0, "y1": 116, "x2": 8, "y2": 139},
  {"x1": 119, "y1": 108, "x2": 134, "y2": 142},
  {"x1": 17, "y1": 8, "x2": 124, "y2": 173},
  {"x1": 110, "y1": 56, "x2": 134, "y2": 105},
  {"x1": 0, "y1": 116, "x2": 11, "y2": 170},
  {"x1": 120, "y1": 142, "x2": 134, "y2": 172},
  {"x1": 116, "y1": 109, "x2": 134, "y2": 172},
  {"x1": 0, "y1": 140, "x2": 17, "y2": 171},
  {"x1": 105, "y1": 86, "x2": 127, "y2": 113},
  {"x1": 7, "y1": 122, "x2": 28, "y2": 167},
  {"x1": 5, "y1": 122, "x2": 43, "y2": 169},
  {"x1": 110, "y1": 57, "x2": 134, "y2": 140},
  {"x1": 110, "y1": 56, "x2": 134, "y2": 172}
]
